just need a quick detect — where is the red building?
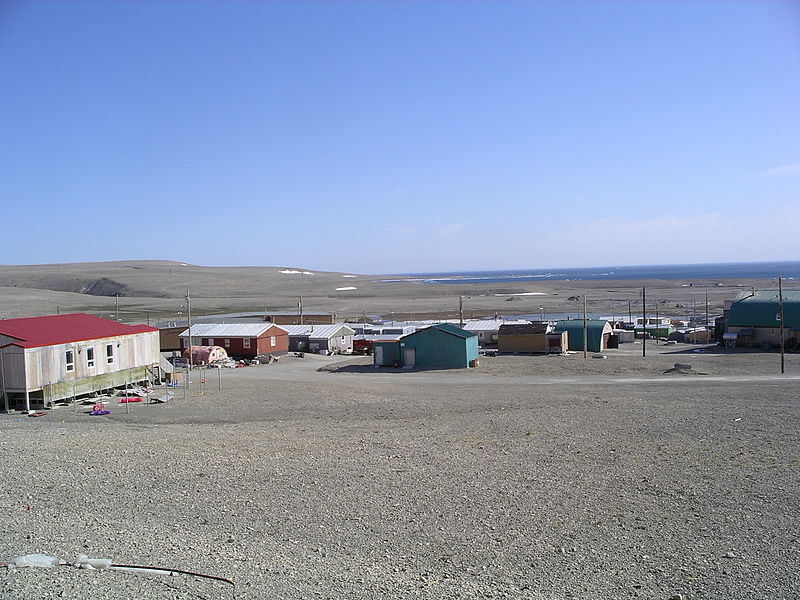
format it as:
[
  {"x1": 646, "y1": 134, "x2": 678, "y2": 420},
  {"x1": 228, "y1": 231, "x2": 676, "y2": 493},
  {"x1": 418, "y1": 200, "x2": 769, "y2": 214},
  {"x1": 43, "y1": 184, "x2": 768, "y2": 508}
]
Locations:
[{"x1": 179, "y1": 323, "x2": 288, "y2": 358}]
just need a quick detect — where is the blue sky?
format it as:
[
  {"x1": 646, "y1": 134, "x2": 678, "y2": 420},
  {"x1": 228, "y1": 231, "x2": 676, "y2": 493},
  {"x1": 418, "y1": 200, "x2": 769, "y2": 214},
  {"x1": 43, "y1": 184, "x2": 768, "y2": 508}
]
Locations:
[{"x1": 1, "y1": 0, "x2": 798, "y2": 273}]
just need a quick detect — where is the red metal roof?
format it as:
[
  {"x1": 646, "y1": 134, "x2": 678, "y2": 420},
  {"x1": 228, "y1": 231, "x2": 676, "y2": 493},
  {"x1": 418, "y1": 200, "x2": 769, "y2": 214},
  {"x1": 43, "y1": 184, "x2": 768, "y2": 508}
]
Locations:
[{"x1": 0, "y1": 313, "x2": 158, "y2": 349}]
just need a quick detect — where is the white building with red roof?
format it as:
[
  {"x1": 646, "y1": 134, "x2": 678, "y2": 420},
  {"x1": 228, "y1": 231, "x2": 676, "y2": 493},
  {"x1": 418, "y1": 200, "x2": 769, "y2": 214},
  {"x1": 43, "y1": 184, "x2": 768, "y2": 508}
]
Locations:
[{"x1": 0, "y1": 313, "x2": 160, "y2": 410}]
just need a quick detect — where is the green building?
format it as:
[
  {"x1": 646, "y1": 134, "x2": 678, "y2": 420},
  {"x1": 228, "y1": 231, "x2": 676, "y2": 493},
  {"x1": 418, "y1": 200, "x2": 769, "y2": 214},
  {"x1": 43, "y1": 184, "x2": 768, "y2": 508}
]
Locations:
[
  {"x1": 554, "y1": 319, "x2": 613, "y2": 352},
  {"x1": 725, "y1": 290, "x2": 800, "y2": 348},
  {"x1": 373, "y1": 323, "x2": 479, "y2": 369}
]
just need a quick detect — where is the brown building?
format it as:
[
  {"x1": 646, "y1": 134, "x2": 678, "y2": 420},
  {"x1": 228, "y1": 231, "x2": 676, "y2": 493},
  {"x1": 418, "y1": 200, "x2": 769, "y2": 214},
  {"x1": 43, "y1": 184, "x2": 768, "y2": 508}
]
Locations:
[
  {"x1": 497, "y1": 323, "x2": 566, "y2": 353},
  {"x1": 179, "y1": 323, "x2": 288, "y2": 358}
]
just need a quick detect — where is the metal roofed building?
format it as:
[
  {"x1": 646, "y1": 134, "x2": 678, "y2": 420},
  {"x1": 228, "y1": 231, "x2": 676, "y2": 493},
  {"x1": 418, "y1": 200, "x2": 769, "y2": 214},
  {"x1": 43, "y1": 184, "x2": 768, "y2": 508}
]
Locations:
[
  {"x1": 157, "y1": 311, "x2": 333, "y2": 350},
  {"x1": 281, "y1": 324, "x2": 356, "y2": 354},
  {"x1": 0, "y1": 313, "x2": 160, "y2": 410},
  {"x1": 463, "y1": 319, "x2": 530, "y2": 347},
  {"x1": 723, "y1": 290, "x2": 800, "y2": 348},
  {"x1": 179, "y1": 322, "x2": 288, "y2": 358},
  {"x1": 554, "y1": 319, "x2": 614, "y2": 353},
  {"x1": 373, "y1": 323, "x2": 479, "y2": 370}
]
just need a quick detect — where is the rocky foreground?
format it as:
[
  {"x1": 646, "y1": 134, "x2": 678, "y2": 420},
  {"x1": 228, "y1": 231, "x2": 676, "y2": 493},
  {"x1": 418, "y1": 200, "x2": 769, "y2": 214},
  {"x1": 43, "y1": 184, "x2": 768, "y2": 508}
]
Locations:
[{"x1": 1, "y1": 347, "x2": 798, "y2": 599}]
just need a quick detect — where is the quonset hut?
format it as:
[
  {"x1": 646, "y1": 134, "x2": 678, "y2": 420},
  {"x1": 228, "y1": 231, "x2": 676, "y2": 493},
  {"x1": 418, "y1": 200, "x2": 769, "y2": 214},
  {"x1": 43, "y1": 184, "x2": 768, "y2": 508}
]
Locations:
[
  {"x1": 554, "y1": 319, "x2": 614, "y2": 353},
  {"x1": 0, "y1": 313, "x2": 160, "y2": 410},
  {"x1": 723, "y1": 290, "x2": 800, "y2": 348}
]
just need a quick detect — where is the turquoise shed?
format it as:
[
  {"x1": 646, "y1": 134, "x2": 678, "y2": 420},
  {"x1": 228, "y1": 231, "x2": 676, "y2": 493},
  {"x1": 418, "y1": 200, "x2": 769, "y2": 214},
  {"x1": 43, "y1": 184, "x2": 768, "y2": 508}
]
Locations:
[
  {"x1": 373, "y1": 323, "x2": 479, "y2": 369},
  {"x1": 555, "y1": 319, "x2": 613, "y2": 352}
]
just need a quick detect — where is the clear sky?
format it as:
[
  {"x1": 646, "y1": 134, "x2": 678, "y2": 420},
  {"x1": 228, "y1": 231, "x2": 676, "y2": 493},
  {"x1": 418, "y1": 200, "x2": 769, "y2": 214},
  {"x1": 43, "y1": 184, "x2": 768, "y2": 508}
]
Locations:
[{"x1": 1, "y1": 0, "x2": 798, "y2": 274}]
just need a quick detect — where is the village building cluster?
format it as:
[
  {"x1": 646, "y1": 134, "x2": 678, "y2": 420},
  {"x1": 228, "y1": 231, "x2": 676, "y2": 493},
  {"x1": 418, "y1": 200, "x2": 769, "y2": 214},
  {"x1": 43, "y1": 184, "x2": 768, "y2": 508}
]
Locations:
[{"x1": 0, "y1": 289, "x2": 797, "y2": 412}]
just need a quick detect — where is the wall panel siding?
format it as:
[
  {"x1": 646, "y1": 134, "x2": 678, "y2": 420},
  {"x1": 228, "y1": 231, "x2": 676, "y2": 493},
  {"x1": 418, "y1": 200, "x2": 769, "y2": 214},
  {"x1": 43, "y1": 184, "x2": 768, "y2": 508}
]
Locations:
[
  {"x1": 9, "y1": 331, "x2": 159, "y2": 393},
  {"x1": 1, "y1": 348, "x2": 26, "y2": 390}
]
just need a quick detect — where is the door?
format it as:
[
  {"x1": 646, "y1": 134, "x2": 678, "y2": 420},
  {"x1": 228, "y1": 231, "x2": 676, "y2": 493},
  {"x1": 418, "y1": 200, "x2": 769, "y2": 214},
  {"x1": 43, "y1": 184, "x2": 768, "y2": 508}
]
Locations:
[
  {"x1": 403, "y1": 348, "x2": 415, "y2": 368},
  {"x1": 374, "y1": 346, "x2": 384, "y2": 366}
]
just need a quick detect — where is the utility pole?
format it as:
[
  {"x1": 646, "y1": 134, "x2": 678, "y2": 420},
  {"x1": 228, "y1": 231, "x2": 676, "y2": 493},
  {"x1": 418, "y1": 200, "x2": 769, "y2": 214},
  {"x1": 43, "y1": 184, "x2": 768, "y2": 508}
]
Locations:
[
  {"x1": 114, "y1": 294, "x2": 119, "y2": 321},
  {"x1": 779, "y1": 275, "x2": 785, "y2": 374},
  {"x1": 459, "y1": 296, "x2": 464, "y2": 328},
  {"x1": 186, "y1": 290, "x2": 193, "y2": 383},
  {"x1": 628, "y1": 300, "x2": 632, "y2": 327},
  {"x1": 298, "y1": 296, "x2": 304, "y2": 325},
  {"x1": 582, "y1": 293, "x2": 588, "y2": 358},
  {"x1": 642, "y1": 286, "x2": 646, "y2": 358},
  {"x1": 705, "y1": 290, "x2": 709, "y2": 342}
]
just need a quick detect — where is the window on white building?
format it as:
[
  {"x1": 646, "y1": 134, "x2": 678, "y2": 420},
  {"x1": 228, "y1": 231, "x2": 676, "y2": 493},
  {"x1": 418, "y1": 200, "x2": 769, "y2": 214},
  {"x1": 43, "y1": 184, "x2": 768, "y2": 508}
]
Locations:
[
  {"x1": 65, "y1": 350, "x2": 75, "y2": 372},
  {"x1": 106, "y1": 344, "x2": 114, "y2": 364},
  {"x1": 86, "y1": 347, "x2": 95, "y2": 368}
]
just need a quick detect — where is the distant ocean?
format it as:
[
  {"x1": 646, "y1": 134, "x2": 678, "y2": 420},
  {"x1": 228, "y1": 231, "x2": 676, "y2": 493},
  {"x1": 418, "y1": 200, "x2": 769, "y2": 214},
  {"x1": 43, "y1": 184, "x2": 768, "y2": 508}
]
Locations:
[{"x1": 392, "y1": 261, "x2": 800, "y2": 284}]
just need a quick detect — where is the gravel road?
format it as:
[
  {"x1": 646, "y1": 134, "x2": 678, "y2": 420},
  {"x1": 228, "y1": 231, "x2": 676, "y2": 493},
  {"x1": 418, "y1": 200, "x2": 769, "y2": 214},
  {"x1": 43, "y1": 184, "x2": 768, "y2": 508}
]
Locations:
[{"x1": 1, "y1": 345, "x2": 798, "y2": 599}]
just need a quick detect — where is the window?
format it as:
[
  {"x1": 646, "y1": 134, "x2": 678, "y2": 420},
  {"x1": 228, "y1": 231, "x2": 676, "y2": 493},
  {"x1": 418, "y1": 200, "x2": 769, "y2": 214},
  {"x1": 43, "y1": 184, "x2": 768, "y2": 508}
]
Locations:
[
  {"x1": 65, "y1": 350, "x2": 75, "y2": 372},
  {"x1": 270, "y1": 336, "x2": 276, "y2": 347},
  {"x1": 243, "y1": 338, "x2": 251, "y2": 349},
  {"x1": 207, "y1": 338, "x2": 214, "y2": 346},
  {"x1": 106, "y1": 344, "x2": 114, "y2": 364},
  {"x1": 224, "y1": 339, "x2": 230, "y2": 348},
  {"x1": 86, "y1": 347, "x2": 95, "y2": 368}
]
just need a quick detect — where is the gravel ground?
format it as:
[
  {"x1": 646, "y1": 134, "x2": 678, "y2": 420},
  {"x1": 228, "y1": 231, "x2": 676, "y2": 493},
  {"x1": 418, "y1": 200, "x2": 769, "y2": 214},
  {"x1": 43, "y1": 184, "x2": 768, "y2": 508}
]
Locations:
[{"x1": 1, "y1": 346, "x2": 798, "y2": 599}]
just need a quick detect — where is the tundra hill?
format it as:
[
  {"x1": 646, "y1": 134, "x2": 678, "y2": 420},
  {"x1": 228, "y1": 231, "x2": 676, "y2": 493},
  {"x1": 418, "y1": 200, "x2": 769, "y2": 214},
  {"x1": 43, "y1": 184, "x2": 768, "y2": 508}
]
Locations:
[
  {"x1": 0, "y1": 261, "x2": 382, "y2": 299},
  {"x1": 0, "y1": 260, "x2": 777, "y2": 324}
]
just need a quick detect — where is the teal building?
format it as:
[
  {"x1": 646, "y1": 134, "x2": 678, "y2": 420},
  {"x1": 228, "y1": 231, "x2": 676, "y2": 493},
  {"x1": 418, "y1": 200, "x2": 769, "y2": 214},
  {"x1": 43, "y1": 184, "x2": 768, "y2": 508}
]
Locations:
[
  {"x1": 725, "y1": 290, "x2": 800, "y2": 348},
  {"x1": 373, "y1": 323, "x2": 479, "y2": 369},
  {"x1": 555, "y1": 319, "x2": 613, "y2": 352}
]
